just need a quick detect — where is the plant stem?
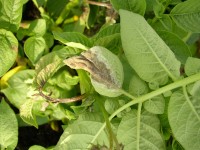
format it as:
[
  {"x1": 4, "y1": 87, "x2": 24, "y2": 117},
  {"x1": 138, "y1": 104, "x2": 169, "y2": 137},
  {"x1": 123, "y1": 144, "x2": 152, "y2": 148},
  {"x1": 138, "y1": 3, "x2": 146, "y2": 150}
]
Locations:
[
  {"x1": 87, "y1": 0, "x2": 112, "y2": 9},
  {"x1": 97, "y1": 96, "x2": 120, "y2": 150},
  {"x1": 119, "y1": 89, "x2": 136, "y2": 99},
  {"x1": 182, "y1": 32, "x2": 192, "y2": 43},
  {"x1": 89, "y1": 72, "x2": 200, "y2": 148},
  {"x1": 136, "y1": 103, "x2": 142, "y2": 150}
]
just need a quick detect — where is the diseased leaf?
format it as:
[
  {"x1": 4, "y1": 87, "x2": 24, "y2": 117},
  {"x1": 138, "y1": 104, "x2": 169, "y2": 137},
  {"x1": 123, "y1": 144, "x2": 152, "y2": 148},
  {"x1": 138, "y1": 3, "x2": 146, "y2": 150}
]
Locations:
[
  {"x1": 1, "y1": 70, "x2": 35, "y2": 108},
  {"x1": 185, "y1": 57, "x2": 200, "y2": 76},
  {"x1": 110, "y1": 0, "x2": 146, "y2": 16},
  {"x1": 170, "y1": 0, "x2": 200, "y2": 33},
  {"x1": 120, "y1": 10, "x2": 181, "y2": 85},
  {"x1": 0, "y1": 29, "x2": 18, "y2": 77},
  {"x1": 20, "y1": 99, "x2": 38, "y2": 128},
  {"x1": 64, "y1": 46, "x2": 124, "y2": 97},
  {"x1": 0, "y1": 100, "x2": 18, "y2": 150},
  {"x1": 56, "y1": 113, "x2": 109, "y2": 150},
  {"x1": 168, "y1": 89, "x2": 200, "y2": 150},
  {"x1": 0, "y1": 0, "x2": 27, "y2": 31},
  {"x1": 117, "y1": 110, "x2": 165, "y2": 150},
  {"x1": 157, "y1": 30, "x2": 191, "y2": 64},
  {"x1": 24, "y1": 36, "x2": 46, "y2": 64},
  {"x1": 35, "y1": 47, "x2": 81, "y2": 87}
]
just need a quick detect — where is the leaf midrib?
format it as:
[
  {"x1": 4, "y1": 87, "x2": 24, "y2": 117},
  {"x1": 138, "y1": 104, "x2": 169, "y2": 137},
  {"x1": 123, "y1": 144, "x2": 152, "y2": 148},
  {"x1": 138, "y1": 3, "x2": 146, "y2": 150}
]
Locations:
[{"x1": 136, "y1": 27, "x2": 177, "y2": 81}]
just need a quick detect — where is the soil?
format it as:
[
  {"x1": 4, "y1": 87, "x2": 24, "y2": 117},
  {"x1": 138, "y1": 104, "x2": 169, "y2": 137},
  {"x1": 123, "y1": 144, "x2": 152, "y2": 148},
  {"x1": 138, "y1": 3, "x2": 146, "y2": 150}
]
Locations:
[{"x1": 15, "y1": 123, "x2": 63, "y2": 150}]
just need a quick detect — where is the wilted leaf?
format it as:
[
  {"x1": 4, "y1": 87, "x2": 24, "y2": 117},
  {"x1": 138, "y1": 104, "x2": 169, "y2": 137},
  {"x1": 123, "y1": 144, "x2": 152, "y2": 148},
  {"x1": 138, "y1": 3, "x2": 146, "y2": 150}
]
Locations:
[{"x1": 64, "y1": 46, "x2": 124, "y2": 97}]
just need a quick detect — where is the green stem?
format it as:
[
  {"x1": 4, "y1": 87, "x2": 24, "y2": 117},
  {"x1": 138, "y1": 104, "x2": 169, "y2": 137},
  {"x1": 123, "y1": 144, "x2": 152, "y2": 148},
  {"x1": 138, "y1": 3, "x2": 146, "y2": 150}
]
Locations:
[
  {"x1": 96, "y1": 96, "x2": 120, "y2": 150},
  {"x1": 182, "y1": 32, "x2": 192, "y2": 43},
  {"x1": 88, "y1": 72, "x2": 200, "y2": 148},
  {"x1": 136, "y1": 103, "x2": 142, "y2": 150},
  {"x1": 119, "y1": 89, "x2": 136, "y2": 99}
]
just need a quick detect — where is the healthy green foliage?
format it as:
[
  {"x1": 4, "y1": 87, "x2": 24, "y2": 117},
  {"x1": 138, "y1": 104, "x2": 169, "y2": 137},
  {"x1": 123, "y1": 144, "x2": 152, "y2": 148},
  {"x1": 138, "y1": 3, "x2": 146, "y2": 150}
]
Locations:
[
  {"x1": 170, "y1": 0, "x2": 200, "y2": 33},
  {"x1": 110, "y1": 0, "x2": 146, "y2": 16},
  {"x1": 0, "y1": 0, "x2": 27, "y2": 31},
  {"x1": 56, "y1": 113, "x2": 109, "y2": 150},
  {"x1": 168, "y1": 88, "x2": 200, "y2": 150},
  {"x1": 120, "y1": 9, "x2": 181, "y2": 85},
  {"x1": 0, "y1": 29, "x2": 18, "y2": 77},
  {"x1": 1, "y1": 1, "x2": 200, "y2": 150},
  {"x1": 0, "y1": 100, "x2": 18, "y2": 150},
  {"x1": 24, "y1": 36, "x2": 46, "y2": 64},
  {"x1": 117, "y1": 110, "x2": 165, "y2": 150}
]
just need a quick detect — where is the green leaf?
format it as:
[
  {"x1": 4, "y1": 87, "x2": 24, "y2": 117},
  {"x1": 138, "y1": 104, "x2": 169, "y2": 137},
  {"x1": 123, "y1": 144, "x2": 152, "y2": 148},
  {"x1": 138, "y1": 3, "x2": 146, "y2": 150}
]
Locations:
[
  {"x1": 105, "y1": 98, "x2": 120, "y2": 115},
  {"x1": 0, "y1": 100, "x2": 18, "y2": 150},
  {"x1": 28, "y1": 19, "x2": 47, "y2": 36},
  {"x1": 56, "y1": 113, "x2": 109, "y2": 149},
  {"x1": 1, "y1": 70, "x2": 35, "y2": 108},
  {"x1": 53, "y1": 32, "x2": 92, "y2": 50},
  {"x1": 110, "y1": 0, "x2": 146, "y2": 16},
  {"x1": 64, "y1": 46, "x2": 124, "y2": 97},
  {"x1": 144, "y1": 95, "x2": 165, "y2": 114},
  {"x1": 0, "y1": 0, "x2": 26, "y2": 31},
  {"x1": 185, "y1": 57, "x2": 200, "y2": 76},
  {"x1": 120, "y1": 10, "x2": 181, "y2": 85},
  {"x1": 29, "y1": 145, "x2": 47, "y2": 150},
  {"x1": 20, "y1": 99, "x2": 38, "y2": 128},
  {"x1": 170, "y1": 0, "x2": 200, "y2": 33},
  {"x1": 0, "y1": 29, "x2": 18, "y2": 77},
  {"x1": 189, "y1": 81, "x2": 200, "y2": 98},
  {"x1": 43, "y1": 33, "x2": 54, "y2": 48},
  {"x1": 129, "y1": 75, "x2": 149, "y2": 97},
  {"x1": 151, "y1": 15, "x2": 172, "y2": 31},
  {"x1": 24, "y1": 36, "x2": 46, "y2": 64},
  {"x1": 94, "y1": 34, "x2": 121, "y2": 54},
  {"x1": 117, "y1": 110, "x2": 165, "y2": 150},
  {"x1": 93, "y1": 24, "x2": 120, "y2": 40},
  {"x1": 157, "y1": 30, "x2": 191, "y2": 64},
  {"x1": 168, "y1": 88, "x2": 200, "y2": 150}
]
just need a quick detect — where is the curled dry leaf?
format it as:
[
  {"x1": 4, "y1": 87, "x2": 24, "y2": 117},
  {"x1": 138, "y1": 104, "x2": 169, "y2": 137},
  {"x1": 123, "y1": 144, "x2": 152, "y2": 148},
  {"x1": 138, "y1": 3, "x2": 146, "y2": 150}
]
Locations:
[{"x1": 64, "y1": 46, "x2": 124, "y2": 97}]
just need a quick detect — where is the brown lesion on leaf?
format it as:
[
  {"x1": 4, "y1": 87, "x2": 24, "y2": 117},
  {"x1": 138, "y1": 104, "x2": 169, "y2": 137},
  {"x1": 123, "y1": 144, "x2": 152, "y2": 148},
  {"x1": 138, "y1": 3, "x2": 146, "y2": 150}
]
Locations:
[
  {"x1": 64, "y1": 50, "x2": 118, "y2": 89},
  {"x1": 12, "y1": 46, "x2": 18, "y2": 52}
]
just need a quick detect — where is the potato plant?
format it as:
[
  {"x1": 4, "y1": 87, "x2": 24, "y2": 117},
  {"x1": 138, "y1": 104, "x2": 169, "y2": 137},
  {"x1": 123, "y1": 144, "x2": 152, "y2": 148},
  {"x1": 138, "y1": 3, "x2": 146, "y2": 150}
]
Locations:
[{"x1": 0, "y1": 0, "x2": 200, "y2": 150}]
